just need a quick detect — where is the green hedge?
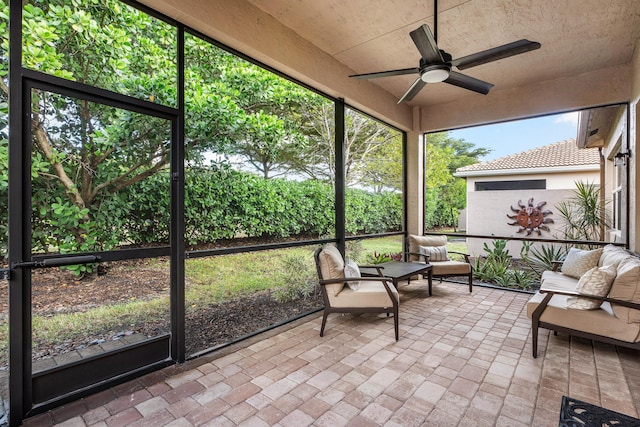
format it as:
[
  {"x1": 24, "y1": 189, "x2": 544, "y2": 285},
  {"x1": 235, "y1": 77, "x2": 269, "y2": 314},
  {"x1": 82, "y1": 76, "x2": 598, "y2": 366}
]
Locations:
[{"x1": 12, "y1": 168, "x2": 401, "y2": 254}]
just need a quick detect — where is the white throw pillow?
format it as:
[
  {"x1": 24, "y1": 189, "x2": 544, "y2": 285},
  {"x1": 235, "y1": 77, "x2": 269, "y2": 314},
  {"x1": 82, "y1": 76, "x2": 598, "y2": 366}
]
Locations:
[
  {"x1": 419, "y1": 245, "x2": 449, "y2": 262},
  {"x1": 566, "y1": 264, "x2": 617, "y2": 310},
  {"x1": 343, "y1": 259, "x2": 361, "y2": 291},
  {"x1": 561, "y1": 248, "x2": 603, "y2": 279}
]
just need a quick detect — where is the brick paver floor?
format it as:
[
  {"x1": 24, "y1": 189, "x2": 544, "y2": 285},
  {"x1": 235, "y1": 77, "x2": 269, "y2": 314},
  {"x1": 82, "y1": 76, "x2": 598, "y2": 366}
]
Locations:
[{"x1": 23, "y1": 281, "x2": 640, "y2": 426}]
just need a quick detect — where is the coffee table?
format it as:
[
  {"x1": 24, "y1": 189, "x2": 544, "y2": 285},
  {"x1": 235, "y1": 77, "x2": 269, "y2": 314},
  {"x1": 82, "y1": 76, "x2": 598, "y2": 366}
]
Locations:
[{"x1": 359, "y1": 261, "x2": 434, "y2": 295}]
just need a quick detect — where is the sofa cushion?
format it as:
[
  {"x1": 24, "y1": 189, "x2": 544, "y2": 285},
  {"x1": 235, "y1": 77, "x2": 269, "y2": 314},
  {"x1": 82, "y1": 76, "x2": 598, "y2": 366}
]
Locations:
[
  {"x1": 609, "y1": 257, "x2": 640, "y2": 323},
  {"x1": 566, "y1": 264, "x2": 617, "y2": 310},
  {"x1": 540, "y1": 270, "x2": 580, "y2": 290},
  {"x1": 419, "y1": 245, "x2": 449, "y2": 262},
  {"x1": 327, "y1": 280, "x2": 399, "y2": 308},
  {"x1": 527, "y1": 293, "x2": 640, "y2": 343},
  {"x1": 343, "y1": 259, "x2": 361, "y2": 291},
  {"x1": 318, "y1": 244, "x2": 346, "y2": 296},
  {"x1": 561, "y1": 247, "x2": 603, "y2": 279},
  {"x1": 599, "y1": 244, "x2": 632, "y2": 269}
]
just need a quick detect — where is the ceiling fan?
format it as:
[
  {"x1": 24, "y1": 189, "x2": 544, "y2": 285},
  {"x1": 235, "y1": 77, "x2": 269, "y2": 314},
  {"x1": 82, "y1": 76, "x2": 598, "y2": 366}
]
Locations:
[{"x1": 349, "y1": 0, "x2": 541, "y2": 103}]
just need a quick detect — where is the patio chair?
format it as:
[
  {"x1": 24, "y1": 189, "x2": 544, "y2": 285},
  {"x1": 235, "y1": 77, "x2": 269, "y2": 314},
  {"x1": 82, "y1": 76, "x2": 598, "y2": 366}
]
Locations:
[
  {"x1": 407, "y1": 234, "x2": 473, "y2": 292},
  {"x1": 314, "y1": 245, "x2": 400, "y2": 340}
]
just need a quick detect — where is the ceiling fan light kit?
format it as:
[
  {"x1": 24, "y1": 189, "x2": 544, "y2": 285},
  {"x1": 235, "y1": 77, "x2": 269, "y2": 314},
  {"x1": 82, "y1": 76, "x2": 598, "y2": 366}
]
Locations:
[
  {"x1": 421, "y1": 64, "x2": 451, "y2": 83},
  {"x1": 349, "y1": 0, "x2": 541, "y2": 103}
]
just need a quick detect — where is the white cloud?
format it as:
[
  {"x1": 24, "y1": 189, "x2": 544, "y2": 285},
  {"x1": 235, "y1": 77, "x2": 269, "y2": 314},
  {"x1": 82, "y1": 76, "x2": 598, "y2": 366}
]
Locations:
[{"x1": 554, "y1": 111, "x2": 579, "y2": 127}]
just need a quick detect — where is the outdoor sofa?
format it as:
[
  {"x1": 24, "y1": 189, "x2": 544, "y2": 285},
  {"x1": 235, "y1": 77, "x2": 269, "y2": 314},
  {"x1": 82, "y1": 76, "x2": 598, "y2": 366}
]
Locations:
[{"x1": 527, "y1": 244, "x2": 640, "y2": 357}]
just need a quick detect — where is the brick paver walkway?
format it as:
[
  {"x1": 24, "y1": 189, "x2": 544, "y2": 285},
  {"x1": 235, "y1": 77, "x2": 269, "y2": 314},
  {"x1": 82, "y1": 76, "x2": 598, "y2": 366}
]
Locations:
[{"x1": 23, "y1": 281, "x2": 640, "y2": 426}]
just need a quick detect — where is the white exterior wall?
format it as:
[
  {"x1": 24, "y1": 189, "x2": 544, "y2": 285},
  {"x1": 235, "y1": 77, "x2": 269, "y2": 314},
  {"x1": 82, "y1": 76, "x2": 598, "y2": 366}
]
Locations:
[
  {"x1": 463, "y1": 170, "x2": 599, "y2": 256},
  {"x1": 630, "y1": 39, "x2": 640, "y2": 252},
  {"x1": 602, "y1": 110, "x2": 626, "y2": 244}
]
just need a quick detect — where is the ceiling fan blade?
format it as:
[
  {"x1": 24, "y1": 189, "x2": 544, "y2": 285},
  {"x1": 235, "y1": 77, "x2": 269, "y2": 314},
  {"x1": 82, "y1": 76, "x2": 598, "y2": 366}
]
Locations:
[
  {"x1": 410, "y1": 24, "x2": 444, "y2": 63},
  {"x1": 349, "y1": 67, "x2": 419, "y2": 80},
  {"x1": 444, "y1": 71, "x2": 494, "y2": 94},
  {"x1": 451, "y1": 39, "x2": 541, "y2": 70},
  {"x1": 398, "y1": 77, "x2": 427, "y2": 103}
]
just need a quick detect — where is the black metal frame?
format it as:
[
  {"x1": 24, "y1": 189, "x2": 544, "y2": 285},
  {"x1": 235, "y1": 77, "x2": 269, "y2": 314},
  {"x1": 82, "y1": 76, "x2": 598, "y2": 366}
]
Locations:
[
  {"x1": 10, "y1": 64, "x2": 180, "y2": 422},
  {"x1": 422, "y1": 102, "x2": 632, "y2": 245},
  {"x1": 424, "y1": 232, "x2": 627, "y2": 248},
  {"x1": 6, "y1": 1, "x2": 409, "y2": 425}
]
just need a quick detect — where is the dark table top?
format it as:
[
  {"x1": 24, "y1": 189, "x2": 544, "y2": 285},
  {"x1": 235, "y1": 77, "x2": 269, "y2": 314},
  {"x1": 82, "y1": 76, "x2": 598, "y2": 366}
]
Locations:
[{"x1": 359, "y1": 261, "x2": 431, "y2": 280}]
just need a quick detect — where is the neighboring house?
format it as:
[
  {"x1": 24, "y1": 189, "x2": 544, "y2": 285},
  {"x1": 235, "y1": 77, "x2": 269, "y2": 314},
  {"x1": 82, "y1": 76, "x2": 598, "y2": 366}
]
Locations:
[{"x1": 454, "y1": 139, "x2": 601, "y2": 256}]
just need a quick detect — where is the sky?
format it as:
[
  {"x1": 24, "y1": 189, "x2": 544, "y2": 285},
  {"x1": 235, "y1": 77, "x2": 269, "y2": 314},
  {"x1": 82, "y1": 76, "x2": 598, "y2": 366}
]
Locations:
[{"x1": 446, "y1": 112, "x2": 580, "y2": 161}]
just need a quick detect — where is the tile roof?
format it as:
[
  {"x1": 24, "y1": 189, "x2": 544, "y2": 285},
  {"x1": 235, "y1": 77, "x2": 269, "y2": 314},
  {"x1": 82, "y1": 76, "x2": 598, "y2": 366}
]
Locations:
[{"x1": 455, "y1": 139, "x2": 600, "y2": 175}]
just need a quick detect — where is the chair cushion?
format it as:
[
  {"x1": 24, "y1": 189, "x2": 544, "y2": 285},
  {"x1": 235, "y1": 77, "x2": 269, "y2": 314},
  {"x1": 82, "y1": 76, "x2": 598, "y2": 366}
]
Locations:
[
  {"x1": 419, "y1": 245, "x2": 449, "y2": 262},
  {"x1": 327, "y1": 280, "x2": 399, "y2": 308},
  {"x1": 408, "y1": 234, "x2": 447, "y2": 261},
  {"x1": 343, "y1": 259, "x2": 361, "y2": 291},
  {"x1": 609, "y1": 257, "x2": 640, "y2": 323},
  {"x1": 431, "y1": 260, "x2": 471, "y2": 276},
  {"x1": 319, "y1": 244, "x2": 346, "y2": 296},
  {"x1": 561, "y1": 247, "x2": 603, "y2": 279},
  {"x1": 566, "y1": 264, "x2": 617, "y2": 310}
]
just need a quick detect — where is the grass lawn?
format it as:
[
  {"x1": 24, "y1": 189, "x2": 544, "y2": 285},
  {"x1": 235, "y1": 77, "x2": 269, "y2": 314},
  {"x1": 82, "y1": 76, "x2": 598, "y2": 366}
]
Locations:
[{"x1": 24, "y1": 235, "x2": 467, "y2": 361}]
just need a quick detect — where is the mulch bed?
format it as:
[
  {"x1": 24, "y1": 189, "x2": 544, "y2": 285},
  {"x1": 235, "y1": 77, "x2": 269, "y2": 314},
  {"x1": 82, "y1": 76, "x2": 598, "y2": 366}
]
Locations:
[
  {"x1": 184, "y1": 291, "x2": 321, "y2": 355},
  {"x1": 0, "y1": 252, "x2": 323, "y2": 366}
]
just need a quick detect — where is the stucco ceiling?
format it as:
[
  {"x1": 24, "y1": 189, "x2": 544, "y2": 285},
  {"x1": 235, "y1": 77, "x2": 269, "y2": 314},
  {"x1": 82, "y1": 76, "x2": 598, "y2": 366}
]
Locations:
[{"x1": 245, "y1": 0, "x2": 640, "y2": 109}]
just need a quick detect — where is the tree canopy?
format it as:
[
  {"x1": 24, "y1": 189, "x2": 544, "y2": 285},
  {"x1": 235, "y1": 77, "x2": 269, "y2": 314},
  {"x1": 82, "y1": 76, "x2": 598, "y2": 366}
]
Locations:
[
  {"x1": 425, "y1": 132, "x2": 491, "y2": 230},
  {"x1": 0, "y1": 0, "x2": 406, "y2": 261},
  {"x1": 0, "y1": 0, "x2": 491, "y2": 263}
]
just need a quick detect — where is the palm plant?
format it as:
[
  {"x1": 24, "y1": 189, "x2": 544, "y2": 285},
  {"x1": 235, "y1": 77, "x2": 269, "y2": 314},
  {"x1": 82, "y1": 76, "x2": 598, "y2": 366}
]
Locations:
[
  {"x1": 555, "y1": 181, "x2": 609, "y2": 244},
  {"x1": 527, "y1": 244, "x2": 568, "y2": 272}
]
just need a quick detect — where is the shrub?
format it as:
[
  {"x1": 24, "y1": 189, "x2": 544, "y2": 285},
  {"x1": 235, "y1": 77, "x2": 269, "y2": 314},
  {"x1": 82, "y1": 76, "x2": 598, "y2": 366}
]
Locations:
[
  {"x1": 473, "y1": 239, "x2": 536, "y2": 289},
  {"x1": 272, "y1": 254, "x2": 317, "y2": 303},
  {"x1": 11, "y1": 164, "x2": 403, "y2": 274},
  {"x1": 366, "y1": 251, "x2": 402, "y2": 264},
  {"x1": 526, "y1": 244, "x2": 568, "y2": 272}
]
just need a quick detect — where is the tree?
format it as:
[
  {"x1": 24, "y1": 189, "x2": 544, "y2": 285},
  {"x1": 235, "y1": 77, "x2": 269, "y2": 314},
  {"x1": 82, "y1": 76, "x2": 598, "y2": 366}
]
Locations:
[
  {"x1": 0, "y1": 1, "x2": 337, "y2": 256},
  {"x1": 424, "y1": 140, "x2": 454, "y2": 228},
  {"x1": 0, "y1": 0, "x2": 405, "y2": 262},
  {"x1": 184, "y1": 38, "x2": 323, "y2": 178},
  {"x1": 287, "y1": 106, "x2": 402, "y2": 189},
  {"x1": 283, "y1": 101, "x2": 335, "y2": 182},
  {"x1": 425, "y1": 132, "x2": 490, "y2": 230},
  {"x1": 0, "y1": 1, "x2": 183, "y2": 253}
]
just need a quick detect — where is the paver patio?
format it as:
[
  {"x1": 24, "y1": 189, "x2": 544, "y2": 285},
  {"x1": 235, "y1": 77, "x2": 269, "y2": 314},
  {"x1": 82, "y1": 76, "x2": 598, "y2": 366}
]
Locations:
[{"x1": 23, "y1": 280, "x2": 640, "y2": 426}]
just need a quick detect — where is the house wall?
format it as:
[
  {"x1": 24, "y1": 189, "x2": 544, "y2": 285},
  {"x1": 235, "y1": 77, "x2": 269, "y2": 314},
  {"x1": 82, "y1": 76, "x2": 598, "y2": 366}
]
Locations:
[
  {"x1": 601, "y1": 110, "x2": 626, "y2": 244},
  {"x1": 630, "y1": 39, "x2": 640, "y2": 252},
  {"x1": 463, "y1": 170, "x2": 599, "y2": 256},
  {"x1": 464, "y1": 170, "x2": 600, "y2": 192}
]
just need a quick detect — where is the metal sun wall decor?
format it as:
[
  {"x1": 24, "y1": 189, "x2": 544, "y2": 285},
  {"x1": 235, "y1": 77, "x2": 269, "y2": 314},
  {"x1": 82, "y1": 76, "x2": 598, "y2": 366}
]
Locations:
[{"x1": 507, "y1": 198, "x2": 554, "y2": 236}]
